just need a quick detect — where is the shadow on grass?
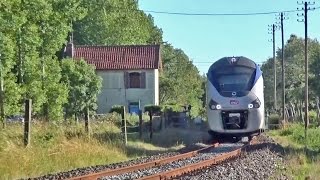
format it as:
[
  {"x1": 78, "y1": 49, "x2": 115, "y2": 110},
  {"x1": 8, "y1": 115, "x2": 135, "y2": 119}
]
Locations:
[
  {"x1": 124, "y1": 144, "x2": 177, "y2": 157},
  {"x1": 91, "y1": 131, "x2": 123, "y2": 144},
  {"x1": 90, "y1": 127, "x2": 210, "y2": 158}
]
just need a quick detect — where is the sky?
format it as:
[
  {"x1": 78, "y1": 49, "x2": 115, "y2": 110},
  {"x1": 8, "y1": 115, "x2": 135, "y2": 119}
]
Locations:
[{"x1": 138, "y1": 0, "x2": 320, "y2": 74}]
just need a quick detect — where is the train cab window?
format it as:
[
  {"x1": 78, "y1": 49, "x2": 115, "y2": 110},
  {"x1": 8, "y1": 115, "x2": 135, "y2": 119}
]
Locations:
[
  {"x1": 218, "y1": 73, "x2": 252, "y2": 92},
  {"x1": 211, "y1": 66, "x2": 256, "y2": 94}
]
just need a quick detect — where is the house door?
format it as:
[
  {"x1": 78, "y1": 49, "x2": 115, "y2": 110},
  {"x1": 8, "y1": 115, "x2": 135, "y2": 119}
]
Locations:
[{"x1": 129, "y1": 101, "x2": 140, "y2": 115}]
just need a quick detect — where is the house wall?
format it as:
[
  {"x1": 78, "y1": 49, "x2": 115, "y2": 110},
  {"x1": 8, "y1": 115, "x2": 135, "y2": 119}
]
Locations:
[
  {"x1": 96, "y1": 69, "x2": 158, "y2": 114},
  {"x1": 154, "y1": 69, "x2": 159, "y2": 105}
]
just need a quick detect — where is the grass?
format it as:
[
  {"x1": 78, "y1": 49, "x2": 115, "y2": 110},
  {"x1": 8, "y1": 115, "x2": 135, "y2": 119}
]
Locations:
[
  {"x1": 268, "y1": 123, "x2": 320, "y2": 180},
  {"x1": 0, "y1": 121, "x2": 127, "y2": 179},
  {"x1": 0, "y1": 119, "x2": 206, "y2": 180}
]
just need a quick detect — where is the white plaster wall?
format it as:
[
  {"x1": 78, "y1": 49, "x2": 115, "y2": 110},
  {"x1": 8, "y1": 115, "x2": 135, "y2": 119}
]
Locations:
[
  {"x1": 154, "y1": 69, "x2": 159, "y2": 105},
  {"x1": 96, "y1": 69, "x2": 159, "y2": 114}
]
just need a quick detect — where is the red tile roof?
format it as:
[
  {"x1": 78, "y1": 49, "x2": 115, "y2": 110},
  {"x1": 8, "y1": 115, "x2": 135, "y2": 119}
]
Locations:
[{"x1": 73, "y1": 45, "x2": 161, "y2": 70}]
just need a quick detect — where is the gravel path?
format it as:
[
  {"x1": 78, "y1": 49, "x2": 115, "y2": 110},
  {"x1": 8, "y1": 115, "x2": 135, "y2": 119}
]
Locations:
[{"x1": 100, "y1": 143, "x2": 244, "y2": 180}]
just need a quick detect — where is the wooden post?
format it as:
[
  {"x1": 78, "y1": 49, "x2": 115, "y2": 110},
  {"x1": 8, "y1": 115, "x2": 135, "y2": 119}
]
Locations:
[
  {"x1": 121, "y1": 106, "x2": 127, "y2": 145},
  {"x1": 160, "y1": 112, "x2": 163, "y2": 131},
  {"x1": 149, "y1": 110, "x2": 153, "y2": 140},
  {"x1": 0, "y1": 85, "x2": 4, "y2": 129},
  {"x1": 165, "y1": 111, "x2": 168, "y2": 128},
  {"x1": 24, "y1": 99, "x2": 32, "y2": 147},
  {"x1": 0, "y1": 55, "x2": 5, "y2": 129},
  {"x1": 139, "y1": 110, "x2": 143, "y2": 139},
  {"x1": 84, "y1": 107, "x2": 90, "y2": 135}
]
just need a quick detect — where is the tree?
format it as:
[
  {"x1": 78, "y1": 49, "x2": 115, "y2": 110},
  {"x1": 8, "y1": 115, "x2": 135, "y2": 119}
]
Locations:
[
  {"x1": 73, "y1": 0, "x2": 161, "y2": 45},
  {"x1": 61, "y1": 59, "x2": 102, "y2": 120},
  {"x1": 160, "y1": 44, "x2": 204, "y2": 117},
  {"x1": 0, "y1": 0, "x2": 86, "y2": 123},
  {"x1": 261, "y1": 34, "x2": 320, "y2": 123}
]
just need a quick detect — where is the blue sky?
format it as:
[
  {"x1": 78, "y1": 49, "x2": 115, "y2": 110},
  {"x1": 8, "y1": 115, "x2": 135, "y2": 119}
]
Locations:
[{"x1": 138, "y1": 0, "x2": 320, "y2": 74}]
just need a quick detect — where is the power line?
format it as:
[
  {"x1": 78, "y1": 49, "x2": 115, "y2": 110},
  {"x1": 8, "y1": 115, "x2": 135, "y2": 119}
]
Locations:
[
  {"x1": 142, "y1": 6, "x2": 320, "y2": 16},
  {"x1": 191, "y1": 61, "x2": 266, "y2": 64}
]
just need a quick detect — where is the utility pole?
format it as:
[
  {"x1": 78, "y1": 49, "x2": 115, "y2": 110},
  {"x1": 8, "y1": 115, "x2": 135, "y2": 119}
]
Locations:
[
  {"x1": 297, "y1": 1, "x2": 315, "y2": 143},
  {"x1": 276, "y1": 12, "x2": 288, "y2": 124},
  {"x1": 268, "y1": 24, "x2": 278, "y2": 111}
]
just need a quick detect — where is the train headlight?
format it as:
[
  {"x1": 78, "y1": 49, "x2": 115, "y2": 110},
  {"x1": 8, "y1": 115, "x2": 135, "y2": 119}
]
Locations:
[
  {"x1": 249, "y1": 98, "x2": 261, "y2": 108},
  {"x1": 248, "y1": 104, "x2": 253, "y2": 109},
  {"x1": 209, "y1": 99, "x2": 221, "y2": 110}
]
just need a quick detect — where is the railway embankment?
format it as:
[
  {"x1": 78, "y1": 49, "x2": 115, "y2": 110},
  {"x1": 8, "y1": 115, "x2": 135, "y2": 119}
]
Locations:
[
  {"x1": 268, "y1": 123, "x2": 320, "y2": 180},
  {"x1": 3, "y1": 120, "x2": 318, "y2": 180}
]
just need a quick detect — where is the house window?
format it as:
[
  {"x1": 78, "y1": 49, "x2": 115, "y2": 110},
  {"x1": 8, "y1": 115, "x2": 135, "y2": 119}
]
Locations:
[
  {"x1": 129, "y1": 72, "x2": 141, "y2": 88},
  {"x1": 125, "y1": 72, "x2": 146, "y2": 89}
]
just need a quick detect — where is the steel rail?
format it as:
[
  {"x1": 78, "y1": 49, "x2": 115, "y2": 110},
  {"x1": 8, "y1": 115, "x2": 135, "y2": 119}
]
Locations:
[
  {"x1": 67, "y1": 143, "x2": 219, "y2": 180},
  {"x1": 137, "y1": 137, "x2": 258, "y2": 180}
]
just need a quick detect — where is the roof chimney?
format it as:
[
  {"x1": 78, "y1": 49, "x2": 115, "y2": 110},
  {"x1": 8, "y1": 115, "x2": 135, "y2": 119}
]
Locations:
[
  {"x1": 64, "y1": 33, "x2": 74, "y2": 58},
  {"x1": 65, "y1": 42, "x2": 74, "y2": 58}
]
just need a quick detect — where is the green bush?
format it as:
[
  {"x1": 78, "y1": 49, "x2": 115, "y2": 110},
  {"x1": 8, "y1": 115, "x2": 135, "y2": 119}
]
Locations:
[
  {"x1": 144, "y1": 105, "x2": 161, "y2": 115},
  {"x1": 279, "y1": 127, "x2": 294, "y2": 136},
  {"x1": 109, "y1": 105, "x2": 124, "y2": 115},
  {"x1": 268, "y1": 113, "x2": 280, "y2": 124},
  {"x1": 279, "y1": 123, "x2": 320, "y2": 151},
  {"x1": 309, "y1": 110, "x2": 318, "y2": 124}
]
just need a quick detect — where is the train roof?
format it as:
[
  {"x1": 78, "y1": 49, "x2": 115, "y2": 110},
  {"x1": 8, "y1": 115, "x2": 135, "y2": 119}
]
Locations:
[{"x1": 208, "y1": 56, "x2": 257, "y2": 73}]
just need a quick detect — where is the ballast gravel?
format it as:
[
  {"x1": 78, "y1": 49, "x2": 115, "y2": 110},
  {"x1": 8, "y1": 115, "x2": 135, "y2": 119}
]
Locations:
[
  {"x1": 174, "y1": 135, "x2": 289, "y2": 180},
  {"x1": 24, "y1": 135, "x2": 289, "y2": 180},
  {"x1": 101, "y1": 143, "x2": 244, "y2": 180},
  {"x1": 175, "y1": 147, "x2": 288, "y2": 180}
]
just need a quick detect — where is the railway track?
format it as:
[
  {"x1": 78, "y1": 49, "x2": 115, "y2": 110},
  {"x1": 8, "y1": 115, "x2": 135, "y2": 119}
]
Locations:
[{"x1": 68, "y1": 137, "x2": 258, "y2": 180}]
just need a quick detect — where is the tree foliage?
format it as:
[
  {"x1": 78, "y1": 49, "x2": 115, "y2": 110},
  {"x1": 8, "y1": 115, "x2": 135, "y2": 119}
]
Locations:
[
  {"x1": 61, "y1": 59, "x2": 102, "y2": 118},
  {"x1": 73, "y1": 0, "x2": 162, "y2": 45},
  {"x1": 261, "y1": 34, "x2": 320, "y2": 125},
  {"x1": 160, "y1": 44, "x2": 204, "y2": 117},
  {"x1": 0, "y1": 0, "x2": 92, "y2": 122},
  {"x1": 0, "y1": 0, "x2": 205, "y2": 124}
]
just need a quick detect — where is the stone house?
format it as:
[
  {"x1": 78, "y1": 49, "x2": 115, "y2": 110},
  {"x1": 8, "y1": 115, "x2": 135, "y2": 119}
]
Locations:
[{"x1": 64, "y1": 43, "x2": 161, "y2": 114}]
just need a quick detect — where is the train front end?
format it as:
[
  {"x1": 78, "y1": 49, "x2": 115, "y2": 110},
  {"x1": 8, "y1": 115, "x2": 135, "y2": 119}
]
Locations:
[{"x1": 206, "y1": 56, "x2": 265, "y2": 139}]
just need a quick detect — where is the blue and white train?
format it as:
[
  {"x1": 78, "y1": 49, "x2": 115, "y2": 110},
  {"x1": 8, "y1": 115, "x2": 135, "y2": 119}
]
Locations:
[{"x1": 206, "y1": 56, "x2": 265, "y2": 141}]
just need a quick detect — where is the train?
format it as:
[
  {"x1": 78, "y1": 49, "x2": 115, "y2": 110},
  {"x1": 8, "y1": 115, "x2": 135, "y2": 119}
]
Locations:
[{"x1": 206, "y1": 56, "x2": 265, "y2": 141}]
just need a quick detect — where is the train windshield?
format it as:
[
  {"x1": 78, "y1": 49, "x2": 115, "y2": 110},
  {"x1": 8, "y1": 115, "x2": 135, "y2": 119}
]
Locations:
[
  {"x1": 218, "y1": 74, "x2": 252, "y2": 92},
  {"x1": 211, "y1": 66, "x2": 256, "y2": 96}
]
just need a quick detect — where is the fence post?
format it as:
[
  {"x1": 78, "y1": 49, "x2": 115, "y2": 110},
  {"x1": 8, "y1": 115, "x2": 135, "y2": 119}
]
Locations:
[
  {"x1": 159, "y1": 112, "x2": 163, "y2": 131},
  {"x1": 149, "y1": 110, "x2": 153, "y2": 140},
  {"x1": 164, "y1": 111, "x2": 167, "y2": 128},
  {"x1": 24, "y1": 99, "x2": 32, "y2": 147},
  {"x1": 0, "y1": 55, "x2": 5, "y2": 129},
  {"x1": 0, "y1": 87, "x2": 4, "y2": 129},
  {"x1": 85, "y1": 107, "x2": 90, "y2": 135},
  {"x1": 121, "y1": 106, "x2": 127, "y2": 145},
  {"x1": 139, "y1": 110, "x2": 143, "y2": 139}
]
